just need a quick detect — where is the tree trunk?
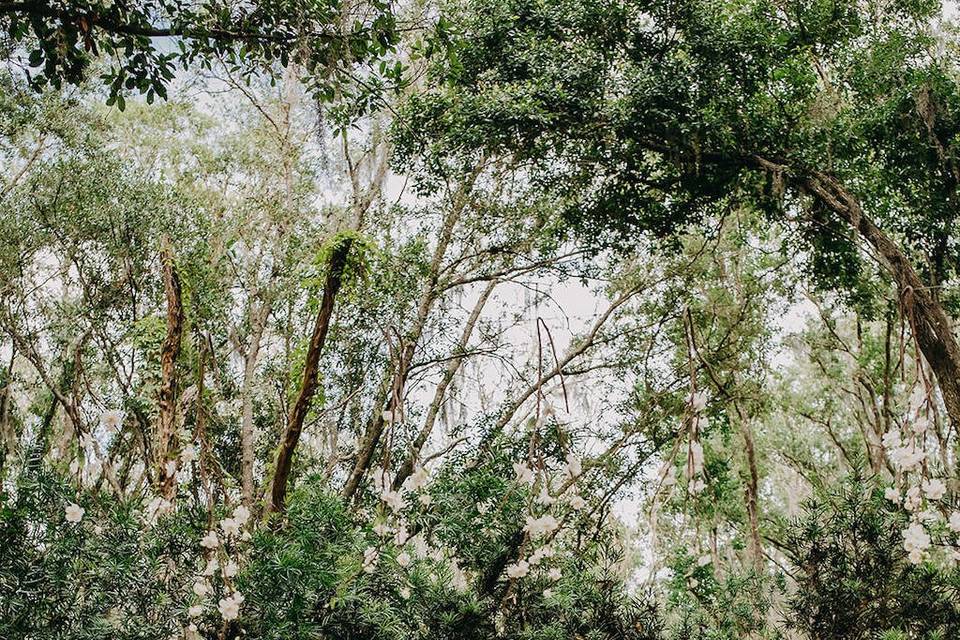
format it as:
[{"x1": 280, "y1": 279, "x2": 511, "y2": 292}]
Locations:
[
  {"x1": 736, "y1": 411, "x2": 763, "y2": 570},
  {"x1": 0, "y1": 347, "x2": 15, "y2": 475},
  {"x1": 240, "y1": 301, "x2": 269, "y2": 506},
  {"x1": 266, "y1": 237, "x2": 352, "y2": 514},
  {"x1": 739, "y1": 154, "x2": 960, "y2": 428},
  {"x1": 157, "y1": 242, "x2": 184, "y2": 500}
]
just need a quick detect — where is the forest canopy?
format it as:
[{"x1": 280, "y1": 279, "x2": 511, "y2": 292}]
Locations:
[{"x1": 2, "y1": 1, "x2": 960, "y2": 639}]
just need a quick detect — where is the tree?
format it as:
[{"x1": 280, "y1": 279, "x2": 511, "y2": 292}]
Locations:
[
  {"x1": 394, "y1": 0, "x2": 960, "y2": 427},
  {"x1": 1, "y1": 0, "x2": 399, "y2": 111}
]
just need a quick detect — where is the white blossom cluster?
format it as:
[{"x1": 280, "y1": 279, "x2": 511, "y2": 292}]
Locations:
[
  {"x1": 504, "y1": 443, "x2": 587, "y2": 595},
  {"x1": 185, "y1": 502, "x2": 252, "y2": 635},
  {"x1": 881, "y1": 387, "x2": 960, "y2": 565},
  {"x1": 360, "y1": 465, "x2": 471, "y2": 598}
]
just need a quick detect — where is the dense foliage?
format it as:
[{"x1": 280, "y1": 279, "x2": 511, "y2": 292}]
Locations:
[{"x1": 2, "y1": 1, "x2": 960, "y2": 639}]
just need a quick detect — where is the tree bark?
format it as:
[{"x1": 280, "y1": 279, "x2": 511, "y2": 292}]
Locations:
[
  {"x1": 157, "y1": 243, "x2": 184, "y2": 500},
  {"x1": 266, "y1": 237, "x2": 352, "y2": 513},
  {"x1": 736, "y1": 411, "x2": 763, "y2": 570},
  {"x1": 0, "y1": 346, "x2": 15, "y2": 474}
]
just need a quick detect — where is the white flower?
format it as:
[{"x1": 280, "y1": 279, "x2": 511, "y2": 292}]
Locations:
[
  {"x1": 381, "y1": 489, "x2": 405, "y2": 512},
  {"x1": 217, "y1": 592, "x2": 243, "y2": 621},
  {"x1": 202, "y1": 558, "x2": 219, "y2": 576},
  {"x1": 393, "y1": 524, "x2": 410, "y2": 546},
  {"x1": 100, "y1": 410, "x2": 123, "y2": 431},
  {"x1": 890, "y1": 445, "x2": 926, "y2": 472},
  {"x1": 373, "y1": 521, "x2": 393, "y2": 537},
  {"x1": 918, "y1": 509, "x2": 940, "y2": 524},
  {"x1": 192, "y1": 581, "x2": 211, "y2": 597},
  {"x1": 542, "y1": 588, "x2": 554, "y2": 598},
  {"x1": 363, "y1": 546, "x2": 379, "y2": 573},
  {"x1": 382, "y1": 409, "x2": 395, "y2": 423},
  {"x1": 165, "y1": 460, "x2": 177, "y2": 477},
  {"x1": 567, "y1": 493, "x2": 586, "y2": 510},
  {"x1": 200, "y1": 531, "x2": 219, "y2": 549},
  {"x1": 904, "y1": 486, "x2": 922, "y2": 511},
  {"x1": 188, "y1": 605, "x2": 203, "y2": 617},
  {"x1": 535, "y1": 485, "x2": 556, "y2": 506},
  {"x1": 418, "y1": 494, "x2": 433, "y2": 506},
  {"x1": 696, "y1": 554, "x2": 712, "y2": 567},
  {"x1": 949, "y1": 511, "x2": 960, "y2": 533},
  {"x1": 506, "y1": 560, "x2": 530, "y2": 579},
  {"x1": 884, "y1": 486, "x2": 900, "y2": 503},
  {"x1": 922, "y1": 478, "x2": 946, "y2": 501},
  {"x1": 412, "y1": 535, "x2": 430, "y2": 559},
  {"x1": 524, "y1": 514, "x2": 559, "y2": 537},
  {"x1": 232, "y1": 504, "x2": 250, "y2": 526},
  {"x1": 562, "y1": 452, "x2": 582, "y2": 479},
  {"x1": 180, "y1": 445, "x2": 198, "y2": 464},
  {"x1": 548, "y1": 567, "x2": 562, "y2": 580},
  {"x1": 529, "y1": 546, "x2": 551, "y2": 566},
  {"x1": 688, "y1": 479, "x2": 707, "y2": 495},
  {"x1": 396, "y1": 551, "x2": 412, "y2": 568},
  {"x1": 513, "y1": 462, "x2": 534, "y2": 484},
  {"x1": 450, "y1": 564, "x2": 469, "y2": 592},
  {"x1": 688, "y1": 391, "x2": 708, "y2": 413},
  {"x1": 399, "y1": 586, "x2": 411, "y2": 599},
  {"x1": 476, "y1": 501, "x2": 490, "y2": 514},
  {"x1": 404, "y1": 466, "x2": 430, "y2": 492},
  {"x1": 689, "y1": 441, "x2": 704, "y2": 473},
  {"x1": 220, "y1": 517, "x2": 241, "y2": 538},
  {"x1": 881, "y1": 430, "x2": 902, "y2": 449},
  {"x1": 223, "y1": 560, "x2": 239, "y2": 578},
  {"x1": 902, "y1": 522, "x2": 931, "y2": 563},
  {"x1": 65, "y1": 503, "x2": 84, "y2": 523},
  {"x1": 145, "y1": 496, "x2": 172, "y2": 523}
]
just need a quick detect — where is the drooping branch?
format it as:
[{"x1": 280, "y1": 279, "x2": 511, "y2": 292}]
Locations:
[
  {"x1": 693, "y1": 149, "x2": 960, "y2": 428},
  {"x1": 474, "y1": 285, "x2": 640, "y2": 455}
]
